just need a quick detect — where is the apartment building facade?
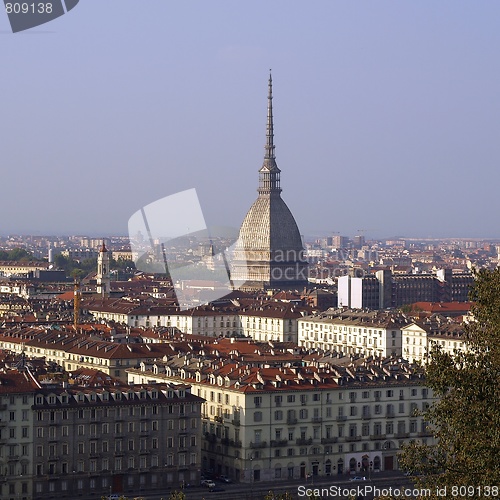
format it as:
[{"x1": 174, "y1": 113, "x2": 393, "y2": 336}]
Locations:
[
  {"x1": 297, "y1": 310, "x2": 407, "y2": 358},
  {"x1": 338, "y1": 269, "x2": 474, "y2": 310},
  {"x1": 0, "y1": 327, "x2": 172, "y2": 381},
  {"x1": 128, "y1": 356, "x2": 434, "y2": 484},
  {"x1": 402, "y1": 320, "x2": 466, "y2": 364},
  {"x1": 0, "y1": 375, "x2": 203, "y2": 500},
  {"x1": 0, "y1": 370, "x2": 40, "y2": 500},
  {"x1": 86, "y1": 300, "x2": 307, "y2": 343}
]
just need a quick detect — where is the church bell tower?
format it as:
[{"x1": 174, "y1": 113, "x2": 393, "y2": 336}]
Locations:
[{"x1": 97, "y1": 240, "x2": 111, "y2": 297}]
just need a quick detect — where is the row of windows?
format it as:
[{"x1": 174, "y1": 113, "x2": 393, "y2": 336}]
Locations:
[
  {"x1": 244, "y1": 439, "x2": 412, "y2": 459},
  {"x1": 34, "y1": 402, "x2": 197, "y2": 423},
  {"x1": 34, "y1": 469, "x2": 197, "y2": 494},
  {"x1": 253, "y1": 419, "x2": 425, "y2": 442},
  {"x1": 35, "y1": 453, "x2": 195, "y2": 475},
  {"x1": 34, "y1": 435, "x2": 197, "y2": 456},
  {"x1": 0, "y1": 395, "x2": 30, "y2": 405},
  {"x1": 247, "y1": 388, "x2": 427, "y2": 408},
  {"x1": 1, "y1": 409, "x2": 30, "y2": 421},
  {"x1": 34, "y1": 418, "x2": 196, "y2": 438},
  {"x1": 260, "y1": 400, "x2": 429, "y2": 422}
]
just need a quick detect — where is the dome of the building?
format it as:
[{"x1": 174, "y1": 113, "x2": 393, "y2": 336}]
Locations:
[{"x1": 231, "y1": 74, "x2": 308, "y2": 291}]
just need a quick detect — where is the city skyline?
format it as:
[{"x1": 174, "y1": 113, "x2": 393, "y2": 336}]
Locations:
[{"x1": 2, "y1": 2, "x2": 500, "y2": 238}]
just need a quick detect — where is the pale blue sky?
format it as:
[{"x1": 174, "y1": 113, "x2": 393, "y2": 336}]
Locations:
[{"x1": 1, "y1": 1, "x2": 500, "y2": 239}]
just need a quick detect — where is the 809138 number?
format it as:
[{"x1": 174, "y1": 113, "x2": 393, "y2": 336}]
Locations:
[{"x1": 5, "y1": 3, "x2": 53, "y2": 14}]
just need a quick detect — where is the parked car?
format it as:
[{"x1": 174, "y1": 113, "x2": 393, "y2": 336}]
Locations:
[
  {"x1": 218, "y1": 475, "x2": 232, "y2": 483},
  {"x1": 201, "y1": 480, "x2": 216, "y2": 488},
  {"x1": 350, "y1": 476, "x2": 366, "y2": 481}
]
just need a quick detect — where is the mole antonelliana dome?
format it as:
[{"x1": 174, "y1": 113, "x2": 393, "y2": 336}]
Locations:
[{"x1": 231, "y1": 74, "x2": 308, "y2": 291}]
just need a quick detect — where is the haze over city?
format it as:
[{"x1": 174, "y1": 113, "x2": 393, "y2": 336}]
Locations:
[{"x1": 2, "y1": 1, "x2": 500, "y2": 239}]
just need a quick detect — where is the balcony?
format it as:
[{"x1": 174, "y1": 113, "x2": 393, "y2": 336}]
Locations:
[
  {"x1": 311, "y1": 417, "x2": 323, "y2": 423},
  {"x1": 418, "y1": 431, "x2": 433, "y2": 437},
  {"x1": 286, "y1": 418, "x2": 298, "y2": 425},
  {"x1": 270, "y1": 439, "x2": 288, "y2": 447},
  {"x1": 345, "y1": 435, "x2": 361, "y2": 442},
  {"x1": 232, "y1": 419, "x2": 240, "y2": 427},
  {"x1": 336, "y1": 415, "x2": 347, "y2": 421},
  {"x1": 201, "y1": 413, "x2": 210, "y2": 420},
  {"x1": 249, "y1": 441, "x2": 267, "y2": 449},
  {"x1": 395, "y1": 432, "x2": 410, "y2": 438},
  {"x1": 386, "y1": 412, "x2": 395, "y2": 418},
  {"x1": 361, "y1": 414, "x2": 371, "y2": 420},
  {"x1": 0, "y1": 404, "x2": 7, "y2": 411},
  {"x1": 296, "y1": 438, "x2": 312, "y2": 446},
  {"x1": 320, "y1": 437, "x2": 338, "y2": 444},
  {"x1": 370, "y1": 434, "x2": 386, "y2": 440},
  {"x1": 214, "y1": 416, "x2": 224, "y2": 423}
]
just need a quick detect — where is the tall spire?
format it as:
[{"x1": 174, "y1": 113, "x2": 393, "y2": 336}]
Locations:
[
  {"x1": 265, "y1": 70, "x2": 275, "y2": 160},
  {"x1": 259, "y1": 70, "x2": 281, "y2": 195}
]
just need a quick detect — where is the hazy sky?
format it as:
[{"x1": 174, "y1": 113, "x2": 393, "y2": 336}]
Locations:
[{"x1": 1, "y1": 1, "x2": 500, "y2": 240}]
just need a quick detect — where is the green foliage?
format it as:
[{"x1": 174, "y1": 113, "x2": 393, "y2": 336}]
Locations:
[
  {"x1": 111, "y1": 257, "x2": 136, "y2": 272},
  {"x1": 0, "y1": 247, "x2": 37, "y2": 261},
  {"x1": 264, "y1": 491, "x2": 294, "y2": 500},
  {"x1": 53, "y1": 255, "x2": 135, "y2": 279},
  {"x1": 399, "y1": 303, "x2": 422, "y2": 315},
  {"x1": 167, "y1": 491, "x2": 186, "y2": 500},
  {"x1": 399, "y1": 268, "x2": 500, "y2": 497},
  {"x1": 54, "y1": 254, "x2": 97, "y2": 278}
]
